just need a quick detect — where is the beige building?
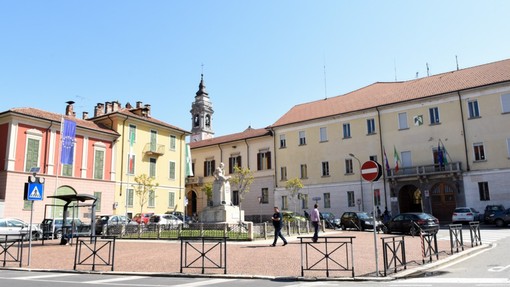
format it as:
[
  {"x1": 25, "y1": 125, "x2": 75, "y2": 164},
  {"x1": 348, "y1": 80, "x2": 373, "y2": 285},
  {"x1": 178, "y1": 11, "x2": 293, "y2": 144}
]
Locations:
[{"x1": 270, "y1": 59, "x2": 510, "y2": 222}]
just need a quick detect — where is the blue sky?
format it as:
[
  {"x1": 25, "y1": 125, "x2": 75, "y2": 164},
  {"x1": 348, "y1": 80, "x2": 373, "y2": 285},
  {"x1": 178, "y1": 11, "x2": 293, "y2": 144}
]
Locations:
[{"x1": 2, "y1": 1, "x2": 510, "y2": 137}]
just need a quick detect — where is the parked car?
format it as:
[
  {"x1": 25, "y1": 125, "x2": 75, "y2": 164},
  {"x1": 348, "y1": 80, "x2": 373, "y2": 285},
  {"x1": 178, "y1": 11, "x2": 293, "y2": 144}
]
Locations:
[
  {"x1": 488, "y1": 208, "x2": 510, "y2": 227},
  {"x1": 451, "y1": 207, "x2": 481, "y2": 224},
  {"x1": 340, "y1": 211, "x2": 384, "y2": 231},
  {"x1": 149, "y1": 214, "x2": 183, "y2": 225},
  {"x1": 281, "y1": 211, "x2": 307, "y2": 223},
  {"x1": 165, "y1": 211, "x2": 192, "y2": 223},
  {"x1": 384, "y1": 212, "x2": 439, "y2": 236},
  {"x1": 484, "y1": 204, "x2": 505, "y2": 223},
  {"x1": 132, "y1": 212, "x2": 154, "y2": 225},
  {"x1": 0, "y1": 218, "x2": 43, "y2": 241},
  {"x1": 320, "y1": 212, "x2": 340, "y2": 229},
  {"x1": 41, "y1": 218, "x2": 87, "y2": 239},
  {"x1": 95, "y1": 215, "x2": 132, "y2": 235}
]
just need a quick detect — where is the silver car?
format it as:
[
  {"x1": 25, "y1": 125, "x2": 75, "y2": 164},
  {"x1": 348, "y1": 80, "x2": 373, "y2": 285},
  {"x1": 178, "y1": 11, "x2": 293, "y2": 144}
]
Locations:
[{"x1": 0, "y1": 218, "x2": 43, "y2": 241}]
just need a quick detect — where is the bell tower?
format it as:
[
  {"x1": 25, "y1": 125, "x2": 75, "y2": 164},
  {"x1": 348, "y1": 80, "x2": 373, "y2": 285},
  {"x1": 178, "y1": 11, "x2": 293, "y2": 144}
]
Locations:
[{"x1": 190, "y1": 74, "x2": 214, "y2": 142}]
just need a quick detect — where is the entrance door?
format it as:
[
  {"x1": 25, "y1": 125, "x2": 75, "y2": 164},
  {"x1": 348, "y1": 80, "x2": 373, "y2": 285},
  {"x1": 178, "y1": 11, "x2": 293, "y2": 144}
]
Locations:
[
  {"x1": 430, "y1": 182, "x2": 457, "y2": 222},
  {"x1": 398, "y1": 184, "x2": 423, "y2": 213}
]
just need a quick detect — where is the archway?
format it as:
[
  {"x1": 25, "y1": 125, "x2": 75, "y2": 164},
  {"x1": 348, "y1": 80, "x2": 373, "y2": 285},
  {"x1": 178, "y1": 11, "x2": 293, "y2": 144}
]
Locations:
[
  {"x1": 51, "y1": 185, "x2": 78, "y2": 219},
  {"x1": 430, "y1": 182, "x2": 457, "y2": 222},
  {"x1": 398, "y1": 184, "x2": 423, "y2": 213},
  {"x1": 186, "y1": 190, "x2": 198, "y2": 218}
]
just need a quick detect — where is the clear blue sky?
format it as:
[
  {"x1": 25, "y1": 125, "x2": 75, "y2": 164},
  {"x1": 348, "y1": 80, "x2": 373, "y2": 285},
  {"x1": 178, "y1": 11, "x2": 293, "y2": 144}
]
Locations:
[{"x1": 2, "y1": 1, "x2": 510, "y2": 137}]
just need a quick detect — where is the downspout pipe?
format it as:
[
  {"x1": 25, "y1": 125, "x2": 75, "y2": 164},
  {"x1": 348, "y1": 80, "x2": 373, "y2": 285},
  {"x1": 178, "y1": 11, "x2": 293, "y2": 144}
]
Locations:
[
  {"x1": 44, "y1": 121, "x2": 55, "y2": 174},
  {"x1": 120, "y1": 115, "x2": 129, "y2": 196},
  {"x1": 457, "y1": 91, "x2": 470, "y2": 171},
  {"x1": 375, "y1": 107, "x2": 388, "y2": 208},
  {"x1": 244, "y1": 139, "x2": 250, "y2": 169}
]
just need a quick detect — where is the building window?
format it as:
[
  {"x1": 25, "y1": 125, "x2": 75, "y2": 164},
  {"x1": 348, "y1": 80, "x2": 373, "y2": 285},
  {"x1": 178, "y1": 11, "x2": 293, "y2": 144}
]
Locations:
[
  {"x1": 94, "y1": 192, "x2": 102, "y2": 212},
  {"x1": 345, "y1": 159, "x2": 353, "y2": 174},
  {"x1": 299, "y1": 131, "x2": 306, "y2": 145},
  {"x1": 150, "y1": 130, "x2": 157, "y2": 152},
  {"x1": 281, "y1": 196, "x2": 288, "y2": 210},
  {"x1": 347, "y1": 191, "x2": 355, "y2": 207},
  {"x1": 478, "y1": 182, "x2": 490, "y2": 201},
  {"x1": 367, "y1": 119, "x2": 376, "y2": 134},
  {"x1": 280, "y1": 166, "x2": 287, "y2": 181},
  {"x1": 343, "y1": 123, "x2": 351, "y2": 139},
  {"x1": 322, "y1": 161, "x2": 330, "y2": 177},
  {"x1": 300, "y1": 164, "x2": 308, "y2": 179},
  {"x1": 127, "y1": 188, "x2": 134, "y2": 208},
  {"x1": 324, "y1": 193, "x2": 331, "y2": 208},
  {"x1": 232, "y1": 190, "x2": 239, "y2": 206},
  {"x1": 205, "y1": 114, "x2": 211, "y2": 127},
  {"x1": 501, "y1": 94, "x2": 510, "y2": 113},
  {"x1": 429, "y1": 107, "x2": 440, "y2": 124},
  {"x1": 473, "y1": 142, "x2": 485, "y2": 161},
  {"x1": 280, "y1": 134, "x2": 286, "y2": 148},
  {"x1": 170, "y1": 135, "x2": 176, "y2": 150},
  {"x1": 398, "y1": 112, "x2": 408, "y2": 129},
  {"x1": 468, "y1": 100, "x2": 480, "y2": 118},
  {"x1": 369, "y1": 155, "x2": 378, "y2": 162},
  {"x1": 319, "y1": 127, "x2": 328, "y2": 142},
  {"x1": 168, "y1": 192, "x2": 175, "y2": 208},
  {"x1": 149, "y1": 158, "x2": 156, "y2": 177},
  {"x1": 148, "y1": 190, "x2": 155, "y2": 208},
  {"x1": 257, "y1": 150, "x2": 271, "y2": 170},
  {"x1": 169, "y1": 161, "x2": 176, "y2": 180},
  {"x1": 228, "y1": 155, "x2": 242, "y2": 173},
  {"x1": 25, "y1": 137, "x2": 41, "y2": 172},
  {"x1": 204, "y1": 159, "x2": 215, "y2": 177},
  {"x1": 129, "y1": 124, "x2": 136, "y2": 144},
  {"x1": 62, "y1": 164, "x2": 73, "y2": 177},
  {"x1": 301, "y1": 193, "x2": 308, "y2": 209},
  {"x1": 23, "y1": 200, "x2": 31, "y2": 210},
  {"x1": 127, "y1": 154, "x2": 136, "y2": 175},
  {"x1": 261, "y1": 188, "x2": 269, "y2": 204},
  {"x1": 93, "y1": 149, "x2": 105, "y2": 180}
]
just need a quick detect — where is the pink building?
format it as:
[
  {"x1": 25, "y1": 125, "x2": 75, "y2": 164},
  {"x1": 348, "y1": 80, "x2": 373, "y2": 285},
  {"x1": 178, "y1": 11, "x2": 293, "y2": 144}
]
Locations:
[{"x1": 0, "y1": 103, "x2": 119, "y2": 224}]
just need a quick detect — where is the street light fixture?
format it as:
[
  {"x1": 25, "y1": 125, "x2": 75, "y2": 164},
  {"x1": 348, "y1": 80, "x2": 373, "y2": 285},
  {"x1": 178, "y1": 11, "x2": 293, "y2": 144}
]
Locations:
[{"x1": 349, "y1": 153, "x2": 364, "y2": 211}]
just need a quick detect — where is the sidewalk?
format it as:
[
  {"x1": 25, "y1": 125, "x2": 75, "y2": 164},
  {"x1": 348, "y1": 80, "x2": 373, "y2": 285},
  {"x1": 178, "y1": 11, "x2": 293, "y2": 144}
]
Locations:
[{"x1": 4, "y1": 229, "x2": 484, "y2": 280}]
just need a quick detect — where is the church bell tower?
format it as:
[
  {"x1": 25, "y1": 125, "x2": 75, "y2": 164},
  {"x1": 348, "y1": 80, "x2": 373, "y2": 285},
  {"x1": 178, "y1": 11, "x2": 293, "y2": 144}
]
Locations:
[{"x1": 190, "y1": 74, "x2": 214, "y2": 142}]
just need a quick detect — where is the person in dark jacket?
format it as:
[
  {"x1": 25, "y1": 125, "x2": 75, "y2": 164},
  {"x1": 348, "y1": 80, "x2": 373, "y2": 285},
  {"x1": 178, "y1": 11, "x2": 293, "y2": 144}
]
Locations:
[{"x1": 270, "y1": 206, "x2": 288, "y2": 247}]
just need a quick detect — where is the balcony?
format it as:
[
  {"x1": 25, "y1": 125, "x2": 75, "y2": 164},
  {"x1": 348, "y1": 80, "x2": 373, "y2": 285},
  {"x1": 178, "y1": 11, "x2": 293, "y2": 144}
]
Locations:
[
  {"x1": 185, "y1": 176, "x2": 204, "y2": 185},
  {"x1": 386, "y1": 162, "x2": 463, "y2": 181},
  {"x1": 143, "y1": 143, "x2": 166, "y2": 156}
]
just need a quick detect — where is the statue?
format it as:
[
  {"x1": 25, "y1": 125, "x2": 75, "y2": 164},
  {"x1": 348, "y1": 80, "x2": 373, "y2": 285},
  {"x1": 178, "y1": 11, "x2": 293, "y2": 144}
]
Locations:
[{"x1": 213, "y1": 162, "x2": 230, "y2": 182}]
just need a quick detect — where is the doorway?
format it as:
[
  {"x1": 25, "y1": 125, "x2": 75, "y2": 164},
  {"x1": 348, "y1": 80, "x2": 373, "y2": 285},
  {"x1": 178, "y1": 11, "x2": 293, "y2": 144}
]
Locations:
[
  {"x1": 430, "y1": 182, "x2": 457, "y2": 222},
  {"x1": 398, "y1": 184, "x2": 423, "y2": 213}
]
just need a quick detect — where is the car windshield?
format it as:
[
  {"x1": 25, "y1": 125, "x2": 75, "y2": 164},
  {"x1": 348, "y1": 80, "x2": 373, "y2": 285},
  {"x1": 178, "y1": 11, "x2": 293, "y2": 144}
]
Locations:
[
  {"x1": 357, "y1": 213, "x2": 371, "y2": 219},
  {"x1": 416, "y1": 213, "x2": 434, "y2": 220}
]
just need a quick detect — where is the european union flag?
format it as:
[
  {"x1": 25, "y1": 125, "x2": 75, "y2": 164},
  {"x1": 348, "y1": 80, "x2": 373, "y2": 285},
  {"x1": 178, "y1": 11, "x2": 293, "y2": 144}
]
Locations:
[{"x1": 61, "y1": 119, "x2": 76, "y2": 165}]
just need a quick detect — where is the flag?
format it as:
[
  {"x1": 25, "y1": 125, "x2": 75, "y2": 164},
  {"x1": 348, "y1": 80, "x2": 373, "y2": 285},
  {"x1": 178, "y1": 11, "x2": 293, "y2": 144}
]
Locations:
[
  {"x1": 128, "y1": 131, "x2": 135, "y2": 173},
  {"x1": 383, "y1": 147, "x2": 391, "y2": 175},
  {"x1": 185, "y1": 143, "x2": 194, "y2": 177},
  {"x1": 60, "y1": 119, "x2": 76, "y2": 165},
  {"x1": 442, "y1": 144, "x2": 449, "y2": 166},
  {"x1": 437, "y1": 141, "x2": 444, "y2": 168},
  {"x1": 393, "y1": 146, "x2": 400, "y2": 173}
]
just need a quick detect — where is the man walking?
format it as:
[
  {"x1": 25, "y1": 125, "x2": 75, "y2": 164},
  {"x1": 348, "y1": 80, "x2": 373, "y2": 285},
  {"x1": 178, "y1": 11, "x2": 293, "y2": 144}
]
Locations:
[
  {"x1": 270, "y1": 206, "x2": 288, "y2": 246},
  {"x1": 311, "y1": 203, "x2": 321, "y2": 243}
]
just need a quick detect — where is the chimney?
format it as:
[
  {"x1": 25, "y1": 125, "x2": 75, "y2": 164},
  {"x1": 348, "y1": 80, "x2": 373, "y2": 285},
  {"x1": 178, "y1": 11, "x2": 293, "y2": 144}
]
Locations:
[
  {"x1": 136, "y1": 101, "x2": 143, "y2": 108},
  {"x1": 65, "y1": 101, "x2": 75, "y2": 117},
  {"x1": 105, "y1": 102, "x2": 112, "y2": 114},
  {"x1": 125, "y1": 102, "x2": 132, "y2": 109},
  {"x1": 112, "y1": 101, "x2": 121, "y2": 111},
  {"x1": 95, "y1": 103, "x2": 105, "y2": 117},
  {"x1": 82, "y1": 111, "x2": 88, "y2": 120},
  {"x1": 144, "y1": 104, "x2": 151, "y2": 117}
]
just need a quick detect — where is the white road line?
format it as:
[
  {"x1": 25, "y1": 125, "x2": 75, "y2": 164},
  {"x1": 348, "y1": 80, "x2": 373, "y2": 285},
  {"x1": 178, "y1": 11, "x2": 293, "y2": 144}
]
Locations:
[
  {"x1": 14, "y1": 273, "x2": 77, "y2": 280},
  {"x1": 84, "y1": 276, "x2": 147, "y2": 284},
  {"x1": 395, "y1": 277, "x2": 510, "y2": 284},
  {"x1": 173, "y1": 278, "x2": 237, "y2": 287}
]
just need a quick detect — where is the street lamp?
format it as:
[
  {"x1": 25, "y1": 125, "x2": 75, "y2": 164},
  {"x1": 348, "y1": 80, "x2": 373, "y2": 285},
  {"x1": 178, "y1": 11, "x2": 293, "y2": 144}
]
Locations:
[
  {"x1": 257, "y1": 196, "x2": 262, "y2": 223},
  {"x1": 349, "y1": 153, "x2": 364, "y2": 211}
]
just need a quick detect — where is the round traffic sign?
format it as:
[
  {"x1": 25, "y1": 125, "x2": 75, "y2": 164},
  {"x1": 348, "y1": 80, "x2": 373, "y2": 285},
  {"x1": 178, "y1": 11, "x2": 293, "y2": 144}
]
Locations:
[{"x1": 361, "y1": 160, "x2": 382, "y2": 182}]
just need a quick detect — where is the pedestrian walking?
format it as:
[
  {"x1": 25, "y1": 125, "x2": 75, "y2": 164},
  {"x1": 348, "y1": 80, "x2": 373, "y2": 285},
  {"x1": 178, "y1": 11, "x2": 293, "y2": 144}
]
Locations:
[
  {"x1": 310, "y1": 203, "x2": 321, "y2": 243},
  {"x1": 270, "y1": 206, "x2": 288, "y2": 247}
]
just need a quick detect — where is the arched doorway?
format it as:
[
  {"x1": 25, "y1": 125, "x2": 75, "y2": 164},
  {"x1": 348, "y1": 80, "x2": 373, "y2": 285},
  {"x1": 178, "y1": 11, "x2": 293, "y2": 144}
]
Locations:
[
  {"x1": 430, "y1": 182, "x2": 457, "y2": 222},
  {"x1": 51, "y1": 185, "x2": 78, "y2": 219},
  {"x1": 398, "y1": 184, "x2": 423, "y2": 213},
  {"x1": 186, "y1": 190, "x2": 198, "y2": 217}
]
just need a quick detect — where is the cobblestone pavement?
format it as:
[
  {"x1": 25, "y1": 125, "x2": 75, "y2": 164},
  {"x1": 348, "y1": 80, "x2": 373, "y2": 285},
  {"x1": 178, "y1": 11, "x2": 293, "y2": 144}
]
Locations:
[{"x1": 3, "y1": 229, "x2": 482, "y2": 280}]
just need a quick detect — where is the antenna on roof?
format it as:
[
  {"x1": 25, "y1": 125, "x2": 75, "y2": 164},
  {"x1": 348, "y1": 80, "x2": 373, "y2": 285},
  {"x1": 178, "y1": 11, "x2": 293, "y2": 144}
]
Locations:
[
  {"x1": 394, "y1": 58, "x2": 398, "y2": 81},
  {"x1": 415, "y1": 72, "x2": 419, "y2": 78},
  {"x1": 426, "y1": 63, "x2": 430, "y2": 76},
  {"x1": 323, "y1": 55, "x2": 327, "y2": 100},
  {"x1": 455, "y1": 55, "x2": 459, "y2": 70}
]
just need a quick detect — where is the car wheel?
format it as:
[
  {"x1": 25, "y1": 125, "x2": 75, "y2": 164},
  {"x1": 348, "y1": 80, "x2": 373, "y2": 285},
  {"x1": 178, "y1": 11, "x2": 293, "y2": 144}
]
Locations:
[
  {"x1": 31, "y1": 231, "x2": 40, "y2": 241},
  {"x1": 495, "y1": 218, "x2": 505, "y2": 227},
  {"x1": 359, "y1": 224, "x2": 365, "y2": 231},
  {"x1": 341, "y1": 224, "x2": 346, "y2": 230},
  {"x1": 409, "y1": 226, "x2": 418, "y2": 236},
  {"x1": 382, "y1": 225, "x2": 389, "y2": 234},
  {"x1": 55, "y1": 230, "x2": 62, "y2": 239}
]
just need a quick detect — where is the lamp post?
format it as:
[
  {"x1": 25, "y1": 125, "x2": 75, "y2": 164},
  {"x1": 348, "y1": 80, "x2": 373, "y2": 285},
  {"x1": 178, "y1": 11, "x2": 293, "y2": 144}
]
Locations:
[
  {"x1": 257, "y1": 196, "x2": 262, "y2": 223},
  {"x1": 349, "y1": 153, "x2": 364, "y2": 211}
]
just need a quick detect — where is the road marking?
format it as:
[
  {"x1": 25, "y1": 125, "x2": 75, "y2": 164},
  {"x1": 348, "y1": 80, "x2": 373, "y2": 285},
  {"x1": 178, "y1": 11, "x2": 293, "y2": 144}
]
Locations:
[
  {"x1": 174, "y1": 278, "x2": 237, "y2": 286},
  {"x1": 393, "y1": 277, "x2": 510, "y2": 284},
  {"x1": 14, "y1": 273, "x2": 77, "y2": 280},
  {"x1": 84, "y1": 275, "x2": 147, "y2": 284}
]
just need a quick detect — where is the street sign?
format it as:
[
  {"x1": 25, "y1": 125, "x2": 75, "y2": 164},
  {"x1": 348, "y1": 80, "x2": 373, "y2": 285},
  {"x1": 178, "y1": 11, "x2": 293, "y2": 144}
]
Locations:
[
  {"x1": 26, "y1": 182, "x2": 44, "y2": 201},
  {"x1": 361, "y1": 160, "x2": 382, "y2": 182}
]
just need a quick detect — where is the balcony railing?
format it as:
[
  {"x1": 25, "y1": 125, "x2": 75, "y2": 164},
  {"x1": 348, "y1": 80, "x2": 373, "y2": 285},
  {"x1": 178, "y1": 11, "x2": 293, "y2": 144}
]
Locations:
[
  {"x1": 185, "y1": 176, "x2": 204, "y2": 185},
  {"x1": 143, "y1": 143, "x2": 165, "y2": 156},
  {"x1": 387, "y1": 162, "x2": 462, "y2": 179}
]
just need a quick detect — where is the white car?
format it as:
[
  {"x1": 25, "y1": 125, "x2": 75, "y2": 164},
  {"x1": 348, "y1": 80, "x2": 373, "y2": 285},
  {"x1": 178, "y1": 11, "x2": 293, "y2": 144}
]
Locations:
[
  {"x1": 0, "y1": 218, "x2": 43, "y2": 241},
  {"x1": 452, "y1": 207, "x2": 481, "y2": 223},
  {"x1": 149, "y1": 214, "x2": 183, "y2": 225}
]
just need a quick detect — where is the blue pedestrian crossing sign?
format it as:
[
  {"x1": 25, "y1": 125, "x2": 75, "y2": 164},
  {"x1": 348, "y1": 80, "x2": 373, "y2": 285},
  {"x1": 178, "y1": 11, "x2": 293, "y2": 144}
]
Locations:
[{"x1": 27, "y1": 182, "x2": 44, "y2": 201}]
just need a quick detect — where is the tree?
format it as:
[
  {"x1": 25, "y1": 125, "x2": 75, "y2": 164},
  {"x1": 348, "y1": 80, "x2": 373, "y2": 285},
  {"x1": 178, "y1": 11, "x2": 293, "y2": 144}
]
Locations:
[
  {"x1": 133, "y1": 174, "x2": 159, "y2": 215},
  {"x1": 285, "y1": 177, "x2": 303, "y2": 213},
  {"x1": 201, "y1": 182, "x2": 213, "y2": 206},
  {"x1": 229, "y1": 166, "x2": 254, "y2": 223}
]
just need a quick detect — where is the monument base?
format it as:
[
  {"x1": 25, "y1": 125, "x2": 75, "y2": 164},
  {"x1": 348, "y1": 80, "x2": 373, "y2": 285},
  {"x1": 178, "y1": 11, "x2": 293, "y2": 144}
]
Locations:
[{"x1": 201, "y1": 205, "x2": 245, "y2": 223}]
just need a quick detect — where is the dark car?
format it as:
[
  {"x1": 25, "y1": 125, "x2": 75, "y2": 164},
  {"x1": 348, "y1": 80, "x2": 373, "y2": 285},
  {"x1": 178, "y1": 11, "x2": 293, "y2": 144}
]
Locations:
[
  {"x1": 41, "y1": 218, "x2": 86, "y2": 239},
  {"x1": 384, "y1": 212, "x2": 439, "y2": 236},
  {"x1": 488, "y1": 208, "x2": 510, "y2": 227},
  {"x1": 340, "y1": 211, "x2": 384, "y2": 231},
  {"x1": 484, "y1": 204, "x2": 505, "y2": 223},
  {"x1": 165, "y1": 211, "x2": 192, "y2": 223},
  {"x1": 320, "y1": 212, "x2": 340, "y2": 229},
  {"x1": 95, "y1": 215, "x2": 131, "y2": 235}
]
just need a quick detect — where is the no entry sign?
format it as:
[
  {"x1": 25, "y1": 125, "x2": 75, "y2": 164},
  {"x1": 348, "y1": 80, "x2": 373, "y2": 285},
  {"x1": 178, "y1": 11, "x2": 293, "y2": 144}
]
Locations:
[{"x1": 361, "y1": 160, "x2": 382, "y2": 182}]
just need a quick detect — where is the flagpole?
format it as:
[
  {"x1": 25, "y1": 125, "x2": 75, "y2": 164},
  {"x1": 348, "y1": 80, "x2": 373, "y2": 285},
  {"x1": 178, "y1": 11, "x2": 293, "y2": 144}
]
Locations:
[{"x1": 53, "y1": 116, "x2": 64, "y2": 219}]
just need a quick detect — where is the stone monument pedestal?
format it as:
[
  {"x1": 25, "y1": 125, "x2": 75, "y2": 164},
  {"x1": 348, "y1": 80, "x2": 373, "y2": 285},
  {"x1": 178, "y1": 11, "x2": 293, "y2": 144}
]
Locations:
[{"x1": 201, "y1": 180, "x2": 245, "y2": 223}]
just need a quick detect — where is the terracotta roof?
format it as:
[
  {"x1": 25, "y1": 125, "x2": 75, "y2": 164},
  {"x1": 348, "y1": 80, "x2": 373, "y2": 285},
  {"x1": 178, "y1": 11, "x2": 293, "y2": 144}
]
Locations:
[
  {"x1": 91, "y1": 108, "x2": 190, "y2": 134},
  {"x1": 272, "y1": 58, "x2": 510, "y2": 127},
  {"x1": 2, "y1": 107, "x2": 119, "y2": 136},
  {"x1": 190, "y1": 126, "x2": 272, "y2": 149}
]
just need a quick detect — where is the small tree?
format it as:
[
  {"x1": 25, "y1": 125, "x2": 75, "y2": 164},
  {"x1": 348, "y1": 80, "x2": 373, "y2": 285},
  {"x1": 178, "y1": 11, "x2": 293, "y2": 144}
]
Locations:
[
  {"x1": 229, "y1": 166, "x2": 254, "y2": 224},
  {"x1": 285, "y1": 177, "x2": 303, "y2": 213},
  {"x1": 133, "y1": 174, "x2": 159, "y2": 215},
  {"x1": 202, "y1": 182, "x2": 213, "y2": 206}
]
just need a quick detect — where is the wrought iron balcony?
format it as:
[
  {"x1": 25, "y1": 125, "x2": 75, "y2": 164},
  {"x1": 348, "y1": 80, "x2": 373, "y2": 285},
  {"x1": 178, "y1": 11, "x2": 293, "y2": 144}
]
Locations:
[
  {"x1": 386, "y1": 162, "x2": 462, "y2": 181},
  {"x1": 143, "y1": 143, "x2": 166, "y2": 156},
  {"x1": 185, "y1": 176, "x2": 203, "y2": 185}
]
